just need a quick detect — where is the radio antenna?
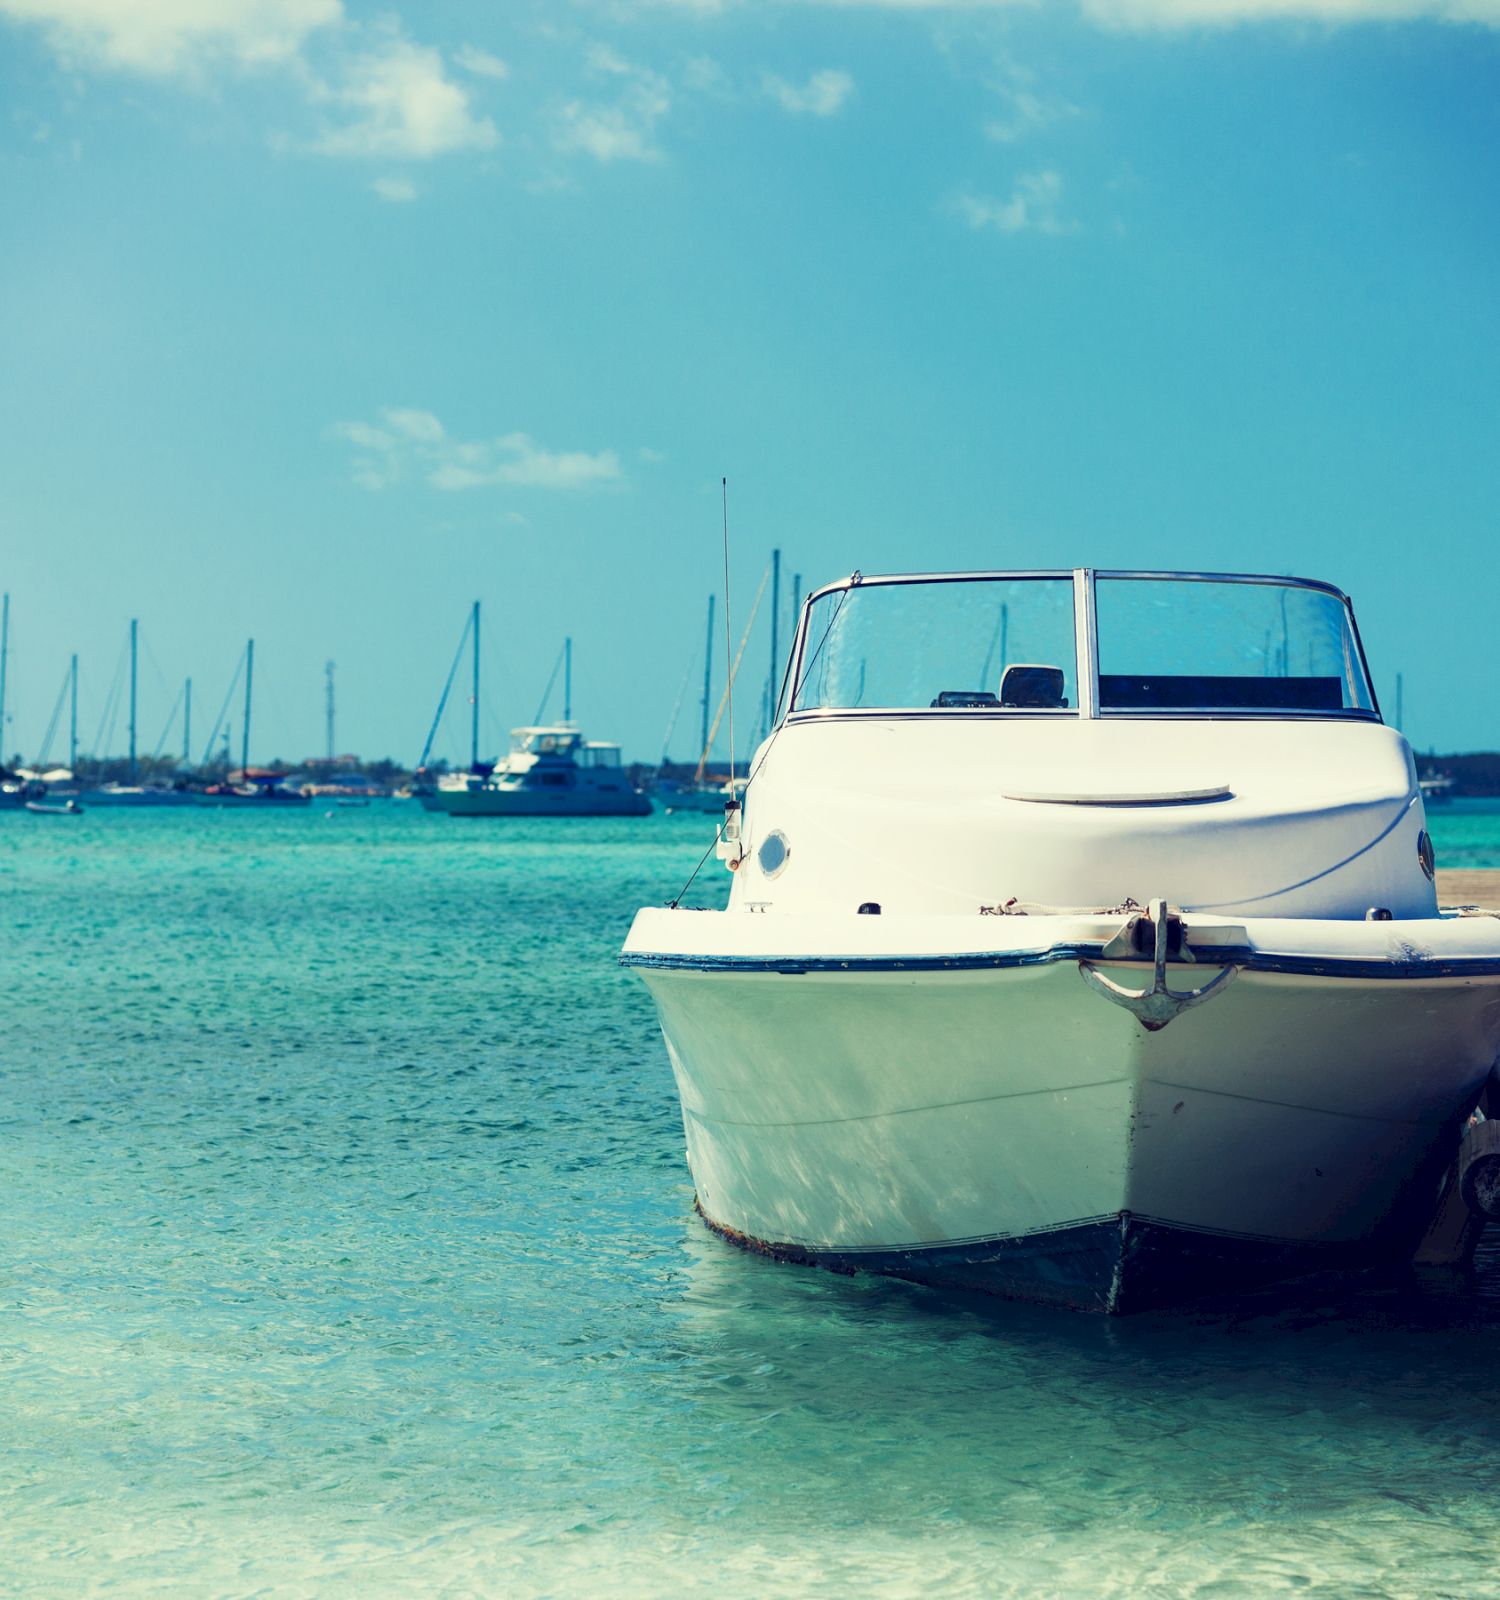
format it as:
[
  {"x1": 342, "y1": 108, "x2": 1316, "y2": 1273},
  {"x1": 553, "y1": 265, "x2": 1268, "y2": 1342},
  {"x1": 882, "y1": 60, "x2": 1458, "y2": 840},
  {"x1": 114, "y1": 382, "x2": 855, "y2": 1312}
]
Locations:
[{"x1": 722, "y1": 477, "x2": 736, "y2": 785}]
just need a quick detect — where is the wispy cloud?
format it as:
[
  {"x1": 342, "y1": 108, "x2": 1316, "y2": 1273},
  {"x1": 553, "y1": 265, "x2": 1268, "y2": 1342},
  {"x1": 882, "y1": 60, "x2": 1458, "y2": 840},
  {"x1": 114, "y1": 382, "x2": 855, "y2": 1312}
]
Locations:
[
  {"x1": 1084, "y1": 0, "x2": 1500, "y2": 26},
  {"x1": 786, "y1": 0, "x2": 1500, "y2": 24},
  {"x1": 0, "y1": 3, "x2": 501, "y2": 166},
  {"x1": 0, "y1": 0, "x2": 341, "y2": 76},
  {"x1": 955, "y1": 170, "x2": 1075, "y2": 236},
  {"x1": 982, "y1": 58, "x2": 1080, "y2": 143},
  {"x1": 335, "y1": 408, "x2": 623, "y2": 493},
  {"x1": 372, "y1": 174, "x2": 416, "y2": 202},
  {"x1": 556, "y1": 48, "x2": 670, "y2": 163},
  {"x1": 762, "y1": 68, "x2": 855, "y2": 117},
  {"x1": 312, "y1": 35, "x2": 498, "y2": 159},
  {"x1": 454, "y1": 44, "x2": 508, "y2": 81}
]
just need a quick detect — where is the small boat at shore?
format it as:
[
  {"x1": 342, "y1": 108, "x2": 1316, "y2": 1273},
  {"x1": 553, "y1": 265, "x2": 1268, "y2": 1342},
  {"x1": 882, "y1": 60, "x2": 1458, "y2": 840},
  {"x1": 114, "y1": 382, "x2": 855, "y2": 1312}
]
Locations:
[
  {"x1": 24, "y1": 798, "x2": 83, "y2": 815},
  {"x1": 623, "y1": 568, "x2": 1500, "y2": 1314}
]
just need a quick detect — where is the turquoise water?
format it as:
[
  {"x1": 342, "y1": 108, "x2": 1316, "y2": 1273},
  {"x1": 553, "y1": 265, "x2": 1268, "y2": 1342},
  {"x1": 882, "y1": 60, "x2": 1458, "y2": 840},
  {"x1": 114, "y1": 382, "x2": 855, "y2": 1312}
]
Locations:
[{"x1": 4, "y1": 800, "x2": 1500, "y2": 1597}]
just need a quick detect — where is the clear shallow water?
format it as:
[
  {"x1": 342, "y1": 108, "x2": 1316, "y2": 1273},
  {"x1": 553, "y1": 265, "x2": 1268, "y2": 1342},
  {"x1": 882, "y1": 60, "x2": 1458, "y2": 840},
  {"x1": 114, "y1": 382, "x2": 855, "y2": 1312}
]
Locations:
[{"x1": 3, "y1": 801, "x2": 1500, "y2": 1598}]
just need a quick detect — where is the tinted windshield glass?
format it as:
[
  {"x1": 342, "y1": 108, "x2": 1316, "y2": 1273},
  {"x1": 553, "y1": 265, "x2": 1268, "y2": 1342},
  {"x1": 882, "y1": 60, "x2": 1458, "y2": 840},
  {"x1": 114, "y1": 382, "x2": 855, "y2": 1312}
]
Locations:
[
  {"x1": 1094, "y1": 578, "x2": 1375, "y2": 714},
  {"x1": 791, "y1": 578, "x2": 1078, "y2": 713}
]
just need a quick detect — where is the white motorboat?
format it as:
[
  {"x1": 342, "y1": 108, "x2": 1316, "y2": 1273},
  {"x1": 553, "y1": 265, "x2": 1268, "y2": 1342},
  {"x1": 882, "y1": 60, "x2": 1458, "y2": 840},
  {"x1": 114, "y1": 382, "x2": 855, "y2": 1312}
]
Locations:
[
  {"x1": 431, "y1": 726, "x2": 651, "y2": 817},
  {"x1": 622, "y1": 568, "x2": 1500, "y2": 1314},
  {"x1": 77, "y1": 783, "x2": 199, "y2": 807}
]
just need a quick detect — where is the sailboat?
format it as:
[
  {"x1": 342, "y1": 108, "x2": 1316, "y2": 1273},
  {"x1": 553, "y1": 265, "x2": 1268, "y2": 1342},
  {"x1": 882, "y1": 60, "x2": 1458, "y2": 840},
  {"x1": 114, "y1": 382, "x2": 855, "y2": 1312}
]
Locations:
[
  {"x1": 79, "y1": 621, "x2": 197, "y2": 805},
  {"x1": 410, "y1": 602, "x2": 494, "y2": 810},
  {"x1": 194, "y1": 639, "x2": 308, "y2": 806},
  {"x1": 658, "y1": 557, "x2": 785, "y2": 813},
  {"x1": 655, "y1": 595, "x2": 729, "y2": 814}
]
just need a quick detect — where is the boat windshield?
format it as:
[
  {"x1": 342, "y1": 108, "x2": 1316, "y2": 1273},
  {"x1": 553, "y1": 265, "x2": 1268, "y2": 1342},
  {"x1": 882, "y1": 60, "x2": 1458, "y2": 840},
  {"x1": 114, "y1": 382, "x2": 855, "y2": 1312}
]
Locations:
[
  {"x1": 1095, "y1": 576, "x2": 1376, "y2": 715},
  {"x1": 514, "y1": 729, "x2": 582, "y2": 756},
  {"x1": 791, "y1": 577, "x2": 1078, "y2": 714},
  {"x1": 786, "y1": 571, "x2": 1378, "y2": 721}
]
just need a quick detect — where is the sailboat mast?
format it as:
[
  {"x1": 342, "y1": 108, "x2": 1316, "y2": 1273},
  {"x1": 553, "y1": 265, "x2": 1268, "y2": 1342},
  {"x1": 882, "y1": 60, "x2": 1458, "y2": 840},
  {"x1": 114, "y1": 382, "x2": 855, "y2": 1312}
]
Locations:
[
  {"x1": 183, "y1": 678, "x2": 191, "y2": 766},
  {"x1": 129, "y1": 618, "x2": 138, "y2": 781},
  {"x1": 699, "y1": 594, "x2": 715, "y2": 760},
  {"x1": 241, "y1": 639, "x2": 254, "y2": 776},
  {"x1": 470, "y1": 600, "x2": 480, "y2": 771},
  {"x1": 564, "y1": 637, "x2": 572, "y2": 724},
  {"x1": 70, "y1": 654, "x2": 78, "y2": 770}
]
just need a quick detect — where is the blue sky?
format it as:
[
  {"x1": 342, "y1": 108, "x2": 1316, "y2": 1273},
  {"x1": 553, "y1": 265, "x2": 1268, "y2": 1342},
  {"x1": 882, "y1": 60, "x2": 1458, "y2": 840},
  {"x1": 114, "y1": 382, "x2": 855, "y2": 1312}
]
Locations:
[{"x1": 1, "y1": 0, "x2": 1497, "y2": 767}]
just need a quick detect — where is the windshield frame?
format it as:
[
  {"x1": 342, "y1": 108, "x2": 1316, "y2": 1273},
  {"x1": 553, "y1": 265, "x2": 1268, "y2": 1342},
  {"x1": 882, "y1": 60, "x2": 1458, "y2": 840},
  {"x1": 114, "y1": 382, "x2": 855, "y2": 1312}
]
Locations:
[{"x1": 780, "y1": 568, "x2": 1382, "y2": 726}]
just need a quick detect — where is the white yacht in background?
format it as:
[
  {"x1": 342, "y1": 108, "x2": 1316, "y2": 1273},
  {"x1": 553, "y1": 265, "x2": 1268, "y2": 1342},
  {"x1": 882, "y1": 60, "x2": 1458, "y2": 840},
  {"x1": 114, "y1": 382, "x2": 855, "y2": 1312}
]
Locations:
[
  {"x1": 623, "y1": 568, "x2": 1500, "y2": 1314},
  {"x1": 78, "y1": 782, "x2": 199, "y2": 807},
  {"x1": 431, "y1": 725, "x2": 651, "y2": 817}
]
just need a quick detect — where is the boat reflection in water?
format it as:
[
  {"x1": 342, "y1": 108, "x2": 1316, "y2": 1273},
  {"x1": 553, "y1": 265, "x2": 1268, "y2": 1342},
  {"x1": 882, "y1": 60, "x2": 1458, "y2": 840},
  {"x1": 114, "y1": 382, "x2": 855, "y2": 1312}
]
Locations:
[
  {"x1": 623, "y1": 568, "x2": 1500, "y2": 1314},
  {"x1": 430, "y1": 726, "x2": 651, "y2": 817}
]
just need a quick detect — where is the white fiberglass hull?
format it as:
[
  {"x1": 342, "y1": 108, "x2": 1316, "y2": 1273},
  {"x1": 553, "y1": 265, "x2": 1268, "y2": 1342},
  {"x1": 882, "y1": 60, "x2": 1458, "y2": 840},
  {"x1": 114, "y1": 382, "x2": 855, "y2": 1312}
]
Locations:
[
  {"x1": 433, "y1": 784, "x2": 651, "y2": 817},
  {"x1": 623, "y1": 909, "x2": 1500, "y2": 1312},
  {"x1": 78, "y1": 787, "x2": 200, "y2": 806}
]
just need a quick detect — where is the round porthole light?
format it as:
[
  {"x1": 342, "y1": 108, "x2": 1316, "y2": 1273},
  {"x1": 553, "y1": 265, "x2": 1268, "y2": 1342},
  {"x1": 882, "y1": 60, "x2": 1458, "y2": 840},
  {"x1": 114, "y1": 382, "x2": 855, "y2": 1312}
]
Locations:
[
  {"x1": 758, "y1": 830, "x2": 790, "y2": 878},
  {"x1": 1418, "y1": 829, "x2": 1435, "y2": 882}
]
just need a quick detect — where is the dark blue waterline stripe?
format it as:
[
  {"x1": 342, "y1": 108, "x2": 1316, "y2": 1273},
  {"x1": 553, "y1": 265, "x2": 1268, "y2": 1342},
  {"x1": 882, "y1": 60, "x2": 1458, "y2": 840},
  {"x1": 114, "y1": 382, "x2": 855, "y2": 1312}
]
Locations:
[
  {"x1": 707, "y1": 1204, "x2": 1334, "y2": 1261},
  {"x1": 621, "y1": 944, "x2": 1500, "y2": 981},
  {"x1": 622, "y1": 944, "x2": 1108, "y2": 975},
  {"x1": 694, "y1": 1200, "x2": 1386, "y2": 1315}
]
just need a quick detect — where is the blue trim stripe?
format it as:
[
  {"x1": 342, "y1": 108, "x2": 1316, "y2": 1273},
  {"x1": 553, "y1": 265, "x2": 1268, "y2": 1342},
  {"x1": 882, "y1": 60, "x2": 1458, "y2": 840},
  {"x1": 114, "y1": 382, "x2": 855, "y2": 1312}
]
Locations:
[{"x1": 620, "y1": 943, "x2": 1500, "y2": 982}]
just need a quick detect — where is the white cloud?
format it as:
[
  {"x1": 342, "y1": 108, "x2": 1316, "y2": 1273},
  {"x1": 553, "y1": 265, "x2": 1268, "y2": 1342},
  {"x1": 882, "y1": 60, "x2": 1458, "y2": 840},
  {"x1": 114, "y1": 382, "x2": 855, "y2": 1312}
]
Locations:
[
  {"x1": 0, "y1": 0, "x2": 341, "y2": 75},
  {"x1": 763, "y1": 68, "x2": 854, "y2": 116},
  {"x1": 314, "y1": 36, "x2": 498, "y2": 158},
  {"x1": 1087, "y1": 0, "x2": 1500, "y2": 25},
  {"x1": 372, "y1": 174, "x2": 416, "y2": 201},
  {"x1": 557, "y1": 51, "x2": 670, "y2": 163},
  {"x1": 982, "y1": 58, "x2": 1080, "y2": 143},
  {"x1": 385, "y1": 407, "x2": 445, "y2": 442},
  {"x1": 587, "y1": 43, "x2": 637, "y2": 76},
  {"x1": 0, "y1": 4, "x2": 502, "y2": 166},
  {"x1": 793, "y1": 0, "x2": 1500, "y2": 22},
  {"x1": 454, "y1": 44, "x2": 508, "y2": 80},
  {"x1": 683, "y1": 54, "x2": 731, "y2": 94},
  {"x1": 336, "y1": 419, "x2": 393, "y2": 450},
  {"x1": 336, "y1": 409, "x2": 622, "y2": 493},
  {"x1": 955, "y1": 170, "x2": 1074, "y2": 235}
]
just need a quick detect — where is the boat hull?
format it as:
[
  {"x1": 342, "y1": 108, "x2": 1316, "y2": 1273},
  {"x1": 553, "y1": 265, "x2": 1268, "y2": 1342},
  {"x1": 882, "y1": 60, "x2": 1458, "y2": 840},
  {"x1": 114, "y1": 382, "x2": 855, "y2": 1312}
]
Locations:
[
  {"x1": 656, "y1": 784, "x2": 733, "y2": 814},
  {"x1": 433, "y1": 786, "x2": 651, "y2": 817},
  {"x1": 625, "y1": 918, "x2": 1500, "y2": 1313},
  {"x1": 77, "y1": 788, "x2": 200, "y2": 806}
]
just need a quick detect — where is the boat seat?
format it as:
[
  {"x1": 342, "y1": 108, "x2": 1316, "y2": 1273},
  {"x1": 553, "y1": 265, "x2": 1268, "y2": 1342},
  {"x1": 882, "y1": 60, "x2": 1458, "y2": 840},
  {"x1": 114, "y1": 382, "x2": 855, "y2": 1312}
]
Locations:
[
  {"x1": 931, "y1": 691, "x2": 999, "y2": 708},
  {"x1": 999, "y1": 664, "x2": 1068, "y2": 709},
  {"x1": 1097, "y1": 673, "x2": 1343, "y2": 710}
]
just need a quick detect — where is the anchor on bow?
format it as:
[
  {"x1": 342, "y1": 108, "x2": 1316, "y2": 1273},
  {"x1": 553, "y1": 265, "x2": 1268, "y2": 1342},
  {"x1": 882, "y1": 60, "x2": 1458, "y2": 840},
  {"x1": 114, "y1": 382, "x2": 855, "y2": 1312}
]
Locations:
[{"x1": 1079, "y1": 898, "x2": 1239, "y2": 1031}]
